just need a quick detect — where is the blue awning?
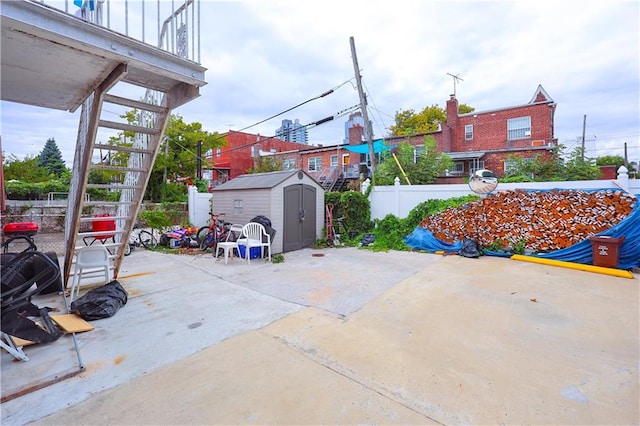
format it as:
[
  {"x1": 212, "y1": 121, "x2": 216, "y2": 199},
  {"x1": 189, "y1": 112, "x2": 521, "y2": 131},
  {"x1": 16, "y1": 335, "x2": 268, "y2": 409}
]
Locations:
[{"x1": 344, "y1": 139, "x2": 390, "y2": 154}]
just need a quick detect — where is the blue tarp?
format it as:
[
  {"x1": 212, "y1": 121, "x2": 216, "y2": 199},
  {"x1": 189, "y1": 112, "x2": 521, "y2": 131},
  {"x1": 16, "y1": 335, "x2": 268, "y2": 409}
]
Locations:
[
  {"x1": 344, "y1": 139, "x2": 390, "y2": 154},
  {"x1": 404, "y1": 192, "x2": 640, "y2": 270}
]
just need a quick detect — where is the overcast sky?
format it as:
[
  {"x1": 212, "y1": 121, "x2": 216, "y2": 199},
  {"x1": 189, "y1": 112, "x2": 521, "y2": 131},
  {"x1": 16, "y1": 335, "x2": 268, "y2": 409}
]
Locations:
[{"x1": 1, "y1": 0, "x2": 639, "y2": 168}]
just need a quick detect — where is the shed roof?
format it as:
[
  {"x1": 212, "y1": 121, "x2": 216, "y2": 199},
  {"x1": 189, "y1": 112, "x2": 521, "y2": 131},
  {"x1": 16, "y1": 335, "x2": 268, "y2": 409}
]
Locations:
[{"x1": 213, "y1": 169, "x2": 316, "y2": 191}]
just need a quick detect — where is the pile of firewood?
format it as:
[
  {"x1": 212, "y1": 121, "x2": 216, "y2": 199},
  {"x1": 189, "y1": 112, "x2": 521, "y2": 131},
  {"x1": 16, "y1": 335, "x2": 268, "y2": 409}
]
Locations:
[{"x1": 418, "y1": 189, "x2": 636, "y2": 252}]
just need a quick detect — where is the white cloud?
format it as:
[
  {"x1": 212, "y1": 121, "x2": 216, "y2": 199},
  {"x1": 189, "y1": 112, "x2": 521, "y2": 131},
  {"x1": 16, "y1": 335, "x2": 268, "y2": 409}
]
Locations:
[{"x1": 2, "y1": 0, "x2": 639, "y2": 166}]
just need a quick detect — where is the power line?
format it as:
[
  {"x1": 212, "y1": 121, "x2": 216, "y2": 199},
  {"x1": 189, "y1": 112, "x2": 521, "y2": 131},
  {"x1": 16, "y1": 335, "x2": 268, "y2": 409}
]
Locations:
[
  {"x1": 362, "y1": 79, "x2": 389, "y2": 139},
  {"x1": 215, "y1": 104, "x2": 360, "y2": 156},
  {"x1": 169, "y1": 104, "x2": 360, "y2": 173},
  {"x1": 232, "y1": 78, "x2": 354, "y2": 134}
]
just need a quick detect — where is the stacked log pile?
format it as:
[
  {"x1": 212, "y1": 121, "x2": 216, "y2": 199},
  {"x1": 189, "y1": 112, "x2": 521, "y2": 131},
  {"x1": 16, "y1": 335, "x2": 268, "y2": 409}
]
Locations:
[{"x1": 419, "y1": 189, "x2": 636, "y2": 252}]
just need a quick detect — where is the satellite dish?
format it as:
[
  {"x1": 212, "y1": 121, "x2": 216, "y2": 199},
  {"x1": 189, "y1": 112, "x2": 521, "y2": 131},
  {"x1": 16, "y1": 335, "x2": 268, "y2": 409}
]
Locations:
[{"x1": 469, "y1": 169, "x2": 498, "y2": 194}]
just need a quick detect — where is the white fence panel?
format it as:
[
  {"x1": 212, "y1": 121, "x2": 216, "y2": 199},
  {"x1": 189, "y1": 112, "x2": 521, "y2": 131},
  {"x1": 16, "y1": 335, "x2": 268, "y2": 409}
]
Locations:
[
  {"x1": 367, "y1": 174, "x2": 640, "y2": 220},
  {"x1": 188, "y1": 186, "x2": 213, "y2": 228}
]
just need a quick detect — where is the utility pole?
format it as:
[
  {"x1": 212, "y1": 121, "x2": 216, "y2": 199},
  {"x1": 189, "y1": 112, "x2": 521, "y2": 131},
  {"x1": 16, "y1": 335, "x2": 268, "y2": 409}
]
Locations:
[
  {"x1": 196, "y1": 140, "x2": 202, "y2": 180},
  {"x1": 350, "y1": 36, "x2": 375, "y2": 176},
  {"x1": 581, "y1": 114, "x2": 587, "y2": 161}
]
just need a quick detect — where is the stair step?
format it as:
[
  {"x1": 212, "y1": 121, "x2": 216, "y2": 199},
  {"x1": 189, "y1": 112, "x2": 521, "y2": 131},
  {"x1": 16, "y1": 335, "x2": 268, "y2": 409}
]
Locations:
[
  {"x1": 90, "y1": 164, "x2": 148, "y2": 173},
  {"x1": 80, "y1": 215, "x2": 130, "y2": 222},
  {"x1": 83, "y1": 201, "x2": 135, "y2": 207},
  {"x1": 99, "y1": 119, "x2": 158, "y2": 135},
  {"x1": 79, "y1": 230, "x2": 126, "y2": 238},
  {"x1": 86, "y1": 184, "x2": 143, "y2": 190},
  {"x1": 103, "y1": 94, "x2": 166, "y2": 113},
  {"x1": 93, "y1": 143, "x2": 154, "y2": 154}
]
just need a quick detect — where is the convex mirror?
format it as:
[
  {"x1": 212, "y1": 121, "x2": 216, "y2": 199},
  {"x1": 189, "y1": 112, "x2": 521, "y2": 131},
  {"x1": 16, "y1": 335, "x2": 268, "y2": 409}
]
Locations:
[{"x1": 469, "y1": 169, "x2": 498, "y2": 194}]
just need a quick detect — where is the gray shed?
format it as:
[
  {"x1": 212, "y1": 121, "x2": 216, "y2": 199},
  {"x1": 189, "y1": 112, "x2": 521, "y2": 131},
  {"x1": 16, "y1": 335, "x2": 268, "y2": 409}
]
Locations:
[{"x1": 211, "y1": 170, "x2": 325, "y2": 254}]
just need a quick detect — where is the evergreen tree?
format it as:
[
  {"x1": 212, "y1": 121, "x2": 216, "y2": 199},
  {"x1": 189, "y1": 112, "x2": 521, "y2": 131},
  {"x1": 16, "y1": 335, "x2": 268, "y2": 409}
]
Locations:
[{"x1": 38, "y1": 138, "x2": 66, "y2": 177}]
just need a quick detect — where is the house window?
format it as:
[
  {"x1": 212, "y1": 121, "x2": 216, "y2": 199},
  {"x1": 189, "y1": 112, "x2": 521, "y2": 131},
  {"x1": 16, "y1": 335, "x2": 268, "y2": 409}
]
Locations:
[
  {"x1": 451, "y1": 161, "x2": 465, "y2": 174},
  {"x1": 216, "y1": 148, "x2": 221, "y2": 157},
  {"x1": 413, "y1": 146, "x2": 425, "y2": 163},
  {"x1": 330, "y1": 155, "x2": 338, "y2": 168},
  {"x1": 233, "y1": 199, "x2": 243, "y2": 215},
  {"x1": 465, "y1": 124, "x2": 473, "y2": 140},
  {"x1": 308, "y1": 157, "x2": 322, "y2": 172},
  {"x1": 469, "y1": 160, "x2": 485, "y2": 174},
  {"x1": 507, "y1": 116, "x2": 531, "y2": 140},
  {"x1": 283, "y1": 159, "x2": 296, "y2": 170}
]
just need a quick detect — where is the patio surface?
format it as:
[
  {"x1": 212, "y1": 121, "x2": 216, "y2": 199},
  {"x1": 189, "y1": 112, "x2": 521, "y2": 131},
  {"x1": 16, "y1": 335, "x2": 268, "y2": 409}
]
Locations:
[{"x1": 1, "y1": 247, "x2": 638, "y2": 425}]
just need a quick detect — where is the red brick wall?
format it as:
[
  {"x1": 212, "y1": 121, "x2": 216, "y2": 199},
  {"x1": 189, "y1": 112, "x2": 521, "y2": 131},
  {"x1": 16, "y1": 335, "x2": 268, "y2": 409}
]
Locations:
[{"x1": 454, "y1": 103, "x2": 554, "y2": 152}]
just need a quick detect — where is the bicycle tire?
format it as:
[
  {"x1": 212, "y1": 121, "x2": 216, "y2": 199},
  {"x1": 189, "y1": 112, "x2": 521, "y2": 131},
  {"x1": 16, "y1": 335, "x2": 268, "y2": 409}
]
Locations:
[
  {"x1": 124, "y1": 242, "x2": 132, "y2": 256},
  {"x1": 197, "y1": 226, "x2": 211, "y2": 251},
  {"x1": 139, "y1": 230, "x2": 158, "y2": 249},
  {"x1": 199, "y1": 232, "x2": 214, "y2": 251}
]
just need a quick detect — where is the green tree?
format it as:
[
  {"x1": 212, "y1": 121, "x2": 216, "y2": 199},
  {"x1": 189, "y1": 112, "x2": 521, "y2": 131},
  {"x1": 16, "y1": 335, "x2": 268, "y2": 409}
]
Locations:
[
  {"x1": 38, "y1": 138, "x2": 67, "y2": 177},
  {"x1": 596, "y1": 155, "x2": 625, "y2": 169},
  {"x1": 503, "y1": 146, "x2": 565, "y2": 182},
  {"x1": 503, "y1": 145, "x2": 603, "y2": 182},
  {"x1": 374, "y1": 136, "x2": 452, "y2": 185},
  {"x1": 3, "y1": 154, "x2": 51, "y2": 182},
  {"x1": 389, "y1": 103, "x2": 474, "y2": 136},
  {"x1": 563, "y1": 147, "x2": 602, "y2": 180},
  {"x1": 389, "y1": 105, "x2": 445, "y2": 136},
  {"x1": 458, "y1": 104, "x2": 475, "y2": 114},
  {"x1": 106, "y1": 112, "x2": 223, "y2": 202}
]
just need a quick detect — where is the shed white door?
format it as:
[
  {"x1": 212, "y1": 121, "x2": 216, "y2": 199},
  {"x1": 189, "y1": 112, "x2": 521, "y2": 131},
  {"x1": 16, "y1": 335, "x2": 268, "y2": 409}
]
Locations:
[{"x1": 283, "y1": 184, "x2": 316, "y2": 252}]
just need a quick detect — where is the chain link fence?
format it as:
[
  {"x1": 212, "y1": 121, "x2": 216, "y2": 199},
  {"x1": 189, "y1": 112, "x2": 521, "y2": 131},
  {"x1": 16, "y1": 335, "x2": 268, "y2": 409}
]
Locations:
[{"x1": 2, "y1": 201, "x2": 189, "y2": 256}]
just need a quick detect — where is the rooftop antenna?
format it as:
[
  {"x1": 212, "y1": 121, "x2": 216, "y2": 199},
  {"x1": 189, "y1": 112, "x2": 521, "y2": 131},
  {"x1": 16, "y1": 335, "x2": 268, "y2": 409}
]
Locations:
[{"x1": 447, "y1": 72, "x2": 464, "y2": 96}]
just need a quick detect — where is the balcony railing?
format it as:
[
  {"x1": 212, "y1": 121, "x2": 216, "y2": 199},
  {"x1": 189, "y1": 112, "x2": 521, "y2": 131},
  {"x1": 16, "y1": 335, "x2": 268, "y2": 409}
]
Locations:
[{"x1": 36, "y1": 0, "x2": 201, "y2": 64}]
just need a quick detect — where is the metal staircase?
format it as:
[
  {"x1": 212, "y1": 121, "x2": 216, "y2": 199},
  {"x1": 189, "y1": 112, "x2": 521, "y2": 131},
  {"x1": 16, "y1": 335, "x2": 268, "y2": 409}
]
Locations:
[
  {"x1": 62, "y1": 82, "x2": 171, "y2": 283},
  {"x1": 54, "y1": 0, "x2": 205, "y2": 285},
  {"x1": 2, "y1": 1, "x2": 205, "y2": 285}
]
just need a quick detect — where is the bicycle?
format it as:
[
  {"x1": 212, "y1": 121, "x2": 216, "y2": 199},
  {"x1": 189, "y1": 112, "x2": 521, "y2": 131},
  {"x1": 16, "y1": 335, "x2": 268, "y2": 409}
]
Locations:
[
  {"x1": 122, "y1": 224, "x2": 157, "y2": 254},
  {"x1": 197, "y1": 212, "x2": 231, "y2": 252}
]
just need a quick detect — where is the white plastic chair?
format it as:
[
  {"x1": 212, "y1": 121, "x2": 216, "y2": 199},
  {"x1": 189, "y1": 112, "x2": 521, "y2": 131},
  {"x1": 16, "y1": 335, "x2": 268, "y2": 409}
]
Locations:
[
  {"x1": 68, "y1": 245, "x2": 111, "y2": 307},
  {"x1": 215, "y1": 224, "x2": 243, "y2": 265},
  {"x1": 236, "y1": 222, "x2": 271, "y2": 264}
]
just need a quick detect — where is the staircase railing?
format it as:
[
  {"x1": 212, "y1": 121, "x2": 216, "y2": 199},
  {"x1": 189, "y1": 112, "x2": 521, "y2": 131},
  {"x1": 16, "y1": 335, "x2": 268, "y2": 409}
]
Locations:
[{"x1": 36, "y1": 0, "x2": 200, "y2": 64}]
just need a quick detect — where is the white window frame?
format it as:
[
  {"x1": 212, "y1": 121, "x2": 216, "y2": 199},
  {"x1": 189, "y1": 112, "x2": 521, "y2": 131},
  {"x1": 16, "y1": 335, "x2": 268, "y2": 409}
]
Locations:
[
  {"x1": 469, "y1": 160, "x2": 485, "y2": 174},
  {"x1": 451, "y1": 161, "x2": 465, "y2": 174},
  {"x1": 413, "y1": 146, "x2": 425, "y2": 164},
  {"x1": 330, "y1": 154, "x2": 338, "y2": 168},
  {"x1": 233, "y1": 199, "x2": 243, "y2": 215},
  {"x1": 465, "y1": 124, "x2": 473, "y2": 140},
  {"x1": 507, "y1": 116, "x2": 531, "y2": 140},
  {"x1": 308, "y1": 156, "x2": 322, "y2": 172},
  {"x1": 282, "y1": 158, "x2": 296, "y2": 170}
]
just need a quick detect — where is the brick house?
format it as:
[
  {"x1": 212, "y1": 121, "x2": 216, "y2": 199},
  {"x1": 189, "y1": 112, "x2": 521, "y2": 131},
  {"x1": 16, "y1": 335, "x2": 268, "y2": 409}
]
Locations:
[
  {"x1": 384, "y1": 85, "x2": 557, "y2": 178},
  {"x1": 206, "y1": 85, "x2": 557, "y2": 189},
  {"x1": 205, "y1": 131, "x2": 314, "y2": 187}
]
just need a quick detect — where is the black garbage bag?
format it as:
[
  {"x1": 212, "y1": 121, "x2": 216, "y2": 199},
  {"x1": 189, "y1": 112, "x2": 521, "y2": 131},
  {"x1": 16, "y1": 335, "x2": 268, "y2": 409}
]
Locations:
[
  {"x1": 459, "y1": 238, "x2": 480, "y2": 258},
  {"x1": 360, "y1": 233, "x2": 376, "y2": 246},
  {"x1": 70, "y1": 280, "x2": 128, "y2": 321},
  {"x1": 250, "y1": 215, "x2": 276, "y2": 243}
]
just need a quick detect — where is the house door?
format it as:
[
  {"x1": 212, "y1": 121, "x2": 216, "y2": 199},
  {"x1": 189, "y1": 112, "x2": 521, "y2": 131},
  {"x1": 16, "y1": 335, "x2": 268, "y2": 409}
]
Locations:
[{"x1": 283, "y1": 184, "x2": 316, "y2": 252}]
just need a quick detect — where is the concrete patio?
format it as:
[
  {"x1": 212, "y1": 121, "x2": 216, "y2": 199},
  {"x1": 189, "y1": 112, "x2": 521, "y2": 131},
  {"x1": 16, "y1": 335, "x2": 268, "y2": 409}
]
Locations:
[{"x1": 1, "y1": 247, "x2": 638, "y2": 425}]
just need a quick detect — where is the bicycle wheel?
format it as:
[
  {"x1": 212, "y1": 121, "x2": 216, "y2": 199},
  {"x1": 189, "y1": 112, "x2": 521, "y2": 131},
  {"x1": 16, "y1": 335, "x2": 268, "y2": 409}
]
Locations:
[
  {"x1": 139, "y1": 230, "x2": 158, "y2": 249},
  {"x1": 197, "y1": 226, "x2": 211, "y2": 251},
  {"x1": 124, "y1": 242, "x2": 132, "y2": 256}
]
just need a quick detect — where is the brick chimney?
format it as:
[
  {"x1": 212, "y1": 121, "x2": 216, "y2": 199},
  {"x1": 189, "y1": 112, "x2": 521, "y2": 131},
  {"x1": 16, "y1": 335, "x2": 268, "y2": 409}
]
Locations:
[
  {"x1": 446, "y1": 94, "x2": 458, "y2": 128},
  {"x1": 349, "y1": 124, "x2": 364, "y2": 146}
]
